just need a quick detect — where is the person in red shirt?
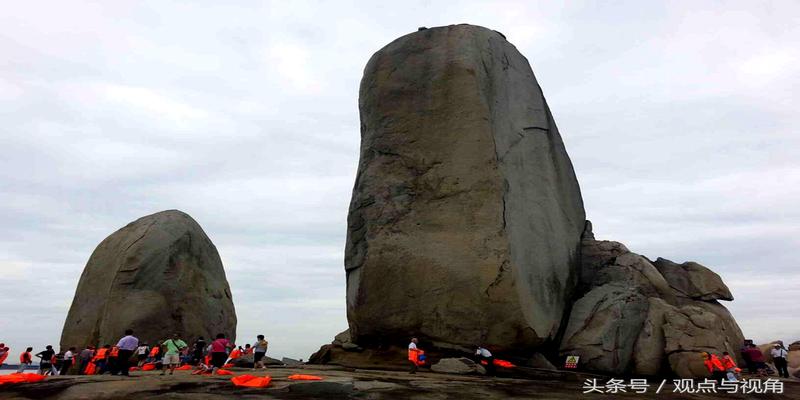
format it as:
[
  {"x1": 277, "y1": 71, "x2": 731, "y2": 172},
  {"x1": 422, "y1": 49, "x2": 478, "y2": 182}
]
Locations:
[
  {"x1": 743, "y1": 344, "x2": 767, "y2": 376},
  {"x1": 17, "y1": 347, "x2": 33, "y2": 373},
  {"x1": 209, "y1": 333, "x2": 232, "y2": 372}
]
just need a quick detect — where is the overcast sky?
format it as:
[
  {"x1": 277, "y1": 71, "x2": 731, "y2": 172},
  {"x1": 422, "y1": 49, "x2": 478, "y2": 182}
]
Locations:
[{"x1": 1, "y1": 1, "x2": 798, "y2": 359}]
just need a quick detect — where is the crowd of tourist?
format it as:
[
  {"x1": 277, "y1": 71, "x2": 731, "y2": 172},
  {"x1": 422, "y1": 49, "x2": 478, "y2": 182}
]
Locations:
[{"x1": 0, "y1": 330, "x2": 270, "y2": 376}]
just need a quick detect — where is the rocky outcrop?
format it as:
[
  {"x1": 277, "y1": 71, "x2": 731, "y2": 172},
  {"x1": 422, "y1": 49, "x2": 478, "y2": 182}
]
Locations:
[
  {"x1": 559, "y1": 284, "x2": 648, "y2": 374},
  {"x1": 653, "y1": 258, "x2": 733, "y2": 301},
  {"x1": 345, "y1": 23, "x2": 585, "y2": 352},
  {"x1": 60, "y1": 210, "x2": 236, "y2": 348},
  {"x1": 559, "y1": 221, "x2": 744, "y2": 377}
]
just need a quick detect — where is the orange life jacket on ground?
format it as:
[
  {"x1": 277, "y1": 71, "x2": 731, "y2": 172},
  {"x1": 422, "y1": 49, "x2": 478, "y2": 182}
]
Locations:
[
  {"x1": 109, "y1": 347, "x2": 119, "y2": 358},
  {"x1": 721, "y1": 355, "x2": 737, "y2": 370},
  {"x1": 704, "y1": 355, "x2": 725, "y2": 373},
  {"x1": 232, "y1": 374, "x2": 272, "y2": 387}
]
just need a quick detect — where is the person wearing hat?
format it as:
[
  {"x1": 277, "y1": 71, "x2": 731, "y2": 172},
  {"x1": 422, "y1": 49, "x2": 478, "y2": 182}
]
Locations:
[{"x1": 770, "y1": 343, "x2": 790, "y2": 378}]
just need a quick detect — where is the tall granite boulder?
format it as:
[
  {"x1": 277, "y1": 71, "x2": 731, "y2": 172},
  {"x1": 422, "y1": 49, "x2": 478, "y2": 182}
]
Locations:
[
  {"x1": 345, "y1": 24, "x2": 585, "y2": 351},
  {"x1": 61, "y1": 210, "x2": 236, "y2": 348}
]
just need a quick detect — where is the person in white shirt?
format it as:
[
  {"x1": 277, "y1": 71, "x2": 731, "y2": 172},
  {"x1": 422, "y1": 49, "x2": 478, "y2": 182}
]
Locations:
[
  {"x1": 136, "y1": 344, "x2": 150, "y2": 367},
  {"x1": 408, "y1": 338, "x2": 422, "y2": 374},
  {"x1": 771, "y1": 343, "x2": 790, "y2": 378},
  {"x1": 475, "y1": 346, "x2": 495, "y2": 376},
  {"x1": 60, "y1": 347, "x2": 76, "y2": 375}
]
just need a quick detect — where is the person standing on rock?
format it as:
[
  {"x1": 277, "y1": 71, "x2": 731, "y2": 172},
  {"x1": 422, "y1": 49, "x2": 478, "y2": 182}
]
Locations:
[
  {"x1": 771, "y1": 343, "x2": 790, "y2": 378},
  {"x1": 115, "y1": 329, "x2": 139, "y2": 376},
  {"x1": 60, "y1": 347, "x2": 76, "y2": 375},
  {"x1": 408, "y1": 338, "x2": 424, "y2": 374},
  {"x1": 475, "y1": 346, "x2": 495, "y2": 376},
  {"x1": 161, "y1": 333, "x2": 188, "y2": 375},
  {"x1": 17, "y1": 347, "x2": 33, "y2": 373},
  {"x1": 35, "y1": 345, "x2": 56, "y2": 375},
  {"x1": 192, "y1": 337, "x2": 206, "y2": 365},
  {"x1": 210, "y1": 333, "x2": 232, "y2": 372},
  {"x1": 252, "y1": 335, "x2": 269, "y2": 369},
  {"x1": 77, "y1": 346, "x2": 94, "y2": 374},
  {"x1": 136, "y1": 343, "x2": 149, "y2": 367}
]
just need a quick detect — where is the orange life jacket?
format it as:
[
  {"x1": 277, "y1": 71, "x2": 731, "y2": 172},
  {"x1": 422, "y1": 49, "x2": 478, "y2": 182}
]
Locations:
[
  {"x1": 109, "y1": 347, "x2": 119, "y2": 358},
  {"x1": 149, "y1": 347, "x2": 160, "y2": 357},
  {"x1": 721, "y1": 355, "x2": 737, "y2": 370},
  {"x1": 408, "y1": 348, "x2": 423, "y2": 365},
  {"x1": 19, "y1": 352, "x2": 32, "y2": 364},
  {"x1": 704, "y1": 355, "x2": 725, "y2": 372},
  {"x1": 229, "y1": 349, "x2": 241, "y2": 359},
  {"x1": 93, "y1": 348, "x2": 109, "y2": 361}
]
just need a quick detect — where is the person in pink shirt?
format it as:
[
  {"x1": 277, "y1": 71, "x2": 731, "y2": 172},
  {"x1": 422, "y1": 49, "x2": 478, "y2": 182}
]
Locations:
[{"x1": 209, "y1": 333, "x2": 232, "y2": 371}]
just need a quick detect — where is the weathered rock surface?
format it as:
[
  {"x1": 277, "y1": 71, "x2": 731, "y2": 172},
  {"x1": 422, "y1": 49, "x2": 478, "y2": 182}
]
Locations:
[
  {"x1": 632, "y1": 298, "x2": 672, "y2": 376},
  {"x1": 344, "y1": 24, "x2": 585, "y2": 352},
  {"x1": 790, "y1": 341, "x2": 800, "y2": 351},
  {"x1": 60, "y1": 210, "x2": 236, "y2": 349},
  {"x1": 559, "y1": 284, "x2": 648, "y2": 374},
  {"x1": 653, "y1": 258, "x2": 733, "y2": 301},
  {"x1": 525, "y1": 353, "x2": 557, "y2": 371},
  {"x1": 561, "y1": 222, "x2": 744, "y2": 377},
  {"x1": 431, "y1": 357, "x2": 479, "y2": 374}
]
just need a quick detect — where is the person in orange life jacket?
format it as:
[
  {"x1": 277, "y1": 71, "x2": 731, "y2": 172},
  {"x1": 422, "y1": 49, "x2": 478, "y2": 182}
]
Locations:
[
  {"x1": 148, "y1": 343, "x2": 161, "y2": 363},
  {"x1": 408, "y1": 338, "x2": 425, "y2": 374},
  {"x1": 702, "y1": 352, "x2": 727, "y2": 382},
  {"x1": 94, "y1": 345, "x2": 111, "y2": 374},
  {"x1": 0, "y1": 345, "x2": 9, "y2": 365},
  {"x1": 17, "y1": 347, "x2": 33, "y2": 373},
  {"x1": 721, "y1": 351, "x2": 739, "y2": 382},
  {"x1": 106, "y1": 345, "x2": 120, "y2": 375},
  {"x1": 78, "y1": 346, "x2": 94, "y2": 374},
  {"x1": 476, "y1": 346, "x2": 495, "y2": 376}
]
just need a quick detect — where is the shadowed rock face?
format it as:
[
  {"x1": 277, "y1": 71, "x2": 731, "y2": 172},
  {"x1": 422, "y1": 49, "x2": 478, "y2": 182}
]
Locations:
[
  {"x1": 345, "y1": 24, "x2": 585, "y2": 351},
  {"x1": 60, "y1": 210, "x2": 236, "y2": 348}
]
